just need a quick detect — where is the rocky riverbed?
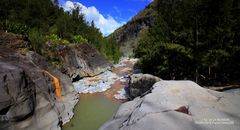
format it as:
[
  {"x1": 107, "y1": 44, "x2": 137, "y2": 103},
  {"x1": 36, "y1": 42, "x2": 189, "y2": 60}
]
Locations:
[
  {"x1": 73, "y1": 57, "x2": 138, "y2": 99},
  {"x1": 0, "y1": 31, "x2": 114, "y2": 130},
  {"x1": 63, "y1": 57, "x2": 138, "y2": 130},
  {"x1": 1, "y1": 32, "x2": 240, "y2": 130}
]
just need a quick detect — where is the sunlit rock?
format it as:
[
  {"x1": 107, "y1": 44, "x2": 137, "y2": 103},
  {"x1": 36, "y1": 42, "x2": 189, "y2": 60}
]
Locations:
[{"x1": 100, "y1": 80, "x2": 240, "y2": 130}]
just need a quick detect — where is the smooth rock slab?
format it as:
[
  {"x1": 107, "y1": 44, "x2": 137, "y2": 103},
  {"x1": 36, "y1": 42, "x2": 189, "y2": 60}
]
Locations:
[{"x1": 100, "y1": 80, "x2": 240, "y2": 130}]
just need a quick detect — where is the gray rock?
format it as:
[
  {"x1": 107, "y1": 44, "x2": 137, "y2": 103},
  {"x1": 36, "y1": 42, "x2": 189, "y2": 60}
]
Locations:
[
  {"x1": 0, "y1": 62, "x2": 35, "y2": 122},
  {"x1": 100, "y1": 80, "x2": 240, "y2": 130},
  {"x1": 0, "y1": 32, "x2": 78, "y2": 130},
  {"x1": 61, "y1": 44, "x2": 112, "y2": 81},
  {"x1": 128, "y1": 74, "x2": 161, "y2": 98}
]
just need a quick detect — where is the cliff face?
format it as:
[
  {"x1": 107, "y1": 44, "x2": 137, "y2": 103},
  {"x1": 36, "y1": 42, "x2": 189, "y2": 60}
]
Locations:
[
  {"x1": 0, "y1": 32, "x2": 79, "y2": 130},
  {"x1": 0, "y1": 31, "x2": 111, "y2": 130},
  {"x1": 61, "y1": 44, "x2": 112, "y2": 82},
  {"x1": 109, "y1": 1, "x2": 157, "y2": 56}
]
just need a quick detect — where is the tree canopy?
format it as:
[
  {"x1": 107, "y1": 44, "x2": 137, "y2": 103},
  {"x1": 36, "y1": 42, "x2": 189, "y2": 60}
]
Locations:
[
  {"x1": 135, "y1": 0, "x2": 240, "y2": 85},
  {"x1": 0, "y1": 0, "x2": 121, "y2": 63}
]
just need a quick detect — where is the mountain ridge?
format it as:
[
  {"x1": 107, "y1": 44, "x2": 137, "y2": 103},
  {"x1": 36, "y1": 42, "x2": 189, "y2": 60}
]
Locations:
[{"x1": 109, "y1": 0, "x2": 157, "y2": 56}]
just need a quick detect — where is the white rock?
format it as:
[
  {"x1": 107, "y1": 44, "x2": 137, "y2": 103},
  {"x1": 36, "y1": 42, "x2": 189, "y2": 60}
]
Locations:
[
  {"x1": 73, "y1": 71, "x2": 119, "y2": 93},
  {"x1": 100, "y1": 80, "x2": 240, "y2": 130},
  {"x1": 114, "y1": 88, "x2": 128, "y2": 100}
]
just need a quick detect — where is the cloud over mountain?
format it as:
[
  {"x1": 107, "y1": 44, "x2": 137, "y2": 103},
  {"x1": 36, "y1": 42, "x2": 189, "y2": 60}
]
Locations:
[{"x1": 63, "y1": 1, "x2": 125, "y2": 36}]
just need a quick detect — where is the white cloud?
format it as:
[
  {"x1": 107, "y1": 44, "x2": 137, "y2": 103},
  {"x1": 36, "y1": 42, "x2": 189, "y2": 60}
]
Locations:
[{"x1": 63, "y1": 1, "x2": 125, "y2": 36}]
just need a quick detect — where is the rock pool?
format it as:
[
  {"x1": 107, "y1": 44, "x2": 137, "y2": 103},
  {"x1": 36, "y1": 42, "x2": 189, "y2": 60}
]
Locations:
[{"x1": 63, "y1": 94, "x2": 121, "y2": 130}]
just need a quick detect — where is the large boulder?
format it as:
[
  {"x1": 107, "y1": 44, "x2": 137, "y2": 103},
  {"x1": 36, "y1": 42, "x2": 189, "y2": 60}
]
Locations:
[
  {"x1": 100, "y1": 80, "x2": 240, "y2": 130},
  {"x1": 60, "y1": 44, "x2": 112, "y2": 81},
  {"x1": 0, "y1": 32, "x2": 78, "y2": 130},
  {"x1": 0, "y1": 62, "x2": 35, "y2": 122},
  {"x1": 128, "y1": 74, "x2": 161, "y2": 98}
]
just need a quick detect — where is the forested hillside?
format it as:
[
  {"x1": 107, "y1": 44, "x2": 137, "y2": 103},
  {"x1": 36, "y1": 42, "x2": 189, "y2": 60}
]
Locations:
[
  {"x1": 135, "y1": 0, "x2": 240, "y2": 85},
  {"x1": 109, "y1": 1, "x2": 157, "y2": 56},
  {"x1": 0, "y1": 0, "x2": 121, "y2": 63}
]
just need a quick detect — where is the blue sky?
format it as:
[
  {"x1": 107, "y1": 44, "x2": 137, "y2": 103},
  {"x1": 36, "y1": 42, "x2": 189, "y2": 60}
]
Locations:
[{"x1": 59, "y1": 0, "x2": 153, "y2": 36}]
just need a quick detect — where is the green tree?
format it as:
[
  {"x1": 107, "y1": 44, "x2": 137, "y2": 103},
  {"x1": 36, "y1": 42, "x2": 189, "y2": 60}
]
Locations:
[
  {"x1": 135, "y1": 0, "x2": 240, "y2": 85},
  {"x1": 0, "y1": 0, "x2": 122, "y2": 64},
  {"x1": 28, "y1": 28, "x2": 46, "y2": 54}
]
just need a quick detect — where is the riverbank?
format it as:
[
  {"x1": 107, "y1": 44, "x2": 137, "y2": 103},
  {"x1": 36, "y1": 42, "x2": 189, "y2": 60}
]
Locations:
[
  {"x1": 63, "y1": 57, "x2": 137, "y2": 130},
  {"x1": 64, "y1": 56, "x2": 240, "y2": 130},
  {"x1": 73, "y1": 57, "x2": 137, "y2": 98}
]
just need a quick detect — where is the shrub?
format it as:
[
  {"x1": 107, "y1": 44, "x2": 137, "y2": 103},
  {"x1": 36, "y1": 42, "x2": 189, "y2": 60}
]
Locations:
[
  {"x1": 45, "y1": 34, "x2": 70, "y2": 45},
  {"x1": 28, "y1": 28, "x2": 46, "y2": 54},
  {"x1": 71, "y1": 35, "x2": 88, "y2": 44},
  {"x1": 0, "y1": 20, "x2": 29, "y2": 34}
]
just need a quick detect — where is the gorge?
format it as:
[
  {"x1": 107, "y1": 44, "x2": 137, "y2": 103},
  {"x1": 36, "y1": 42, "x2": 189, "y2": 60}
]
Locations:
[
  {"x1": 1, "y1": 31, "x2": 239, "y2": 130},
  {"x1": 1, "y1": 0, "x2": 240, "y2": 130}
]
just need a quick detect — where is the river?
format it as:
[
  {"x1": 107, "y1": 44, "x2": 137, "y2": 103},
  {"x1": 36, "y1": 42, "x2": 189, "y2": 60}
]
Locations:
[
  {"x1": 62, "y1": 57, "x2": 240, "y2": 130},
  {"x1": 63, "y1": 58, "x2": 137, "y2": 130}
]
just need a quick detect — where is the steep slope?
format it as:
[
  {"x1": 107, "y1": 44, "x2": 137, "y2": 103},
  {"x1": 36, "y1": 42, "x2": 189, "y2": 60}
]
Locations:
[
  {"x1": 61, "y1": 44, "x2": 112, "y2": 81},
  {"x1": 0, "y1": 31, "x2": 112, "y2": 130},
  {"x1": 109, "y1": 0, "x2": 157, "y2": 56},
  {"x1": 0, "y1": 32, "x2": 78, "y2": 130}
]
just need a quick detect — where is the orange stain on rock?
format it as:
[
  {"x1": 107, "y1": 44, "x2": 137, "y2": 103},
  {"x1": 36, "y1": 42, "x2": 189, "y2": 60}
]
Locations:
[{"x1": 44, "y1": 71, "x2": 62, "y2": 98}]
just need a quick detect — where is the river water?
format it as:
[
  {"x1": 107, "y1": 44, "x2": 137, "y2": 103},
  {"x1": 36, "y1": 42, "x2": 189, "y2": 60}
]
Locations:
[
  {"x1": 63, "y1": 58, "x2": 137, "y2": 130},
  {"x1": 63, "y1": 57, "x2": 240, "y2": 130},
  {"x1": 63, "y1": 94, "x2": 120, "y2": 130}
]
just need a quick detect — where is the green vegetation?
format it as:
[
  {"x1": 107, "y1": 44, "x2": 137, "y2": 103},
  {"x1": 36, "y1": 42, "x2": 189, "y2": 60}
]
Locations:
[
  {"x1": 71, "y1": 35, "x2": 88, "y2": 44},
  {"x1": 0, "y1": 20, "x2": 29, "y2": 34},
  {"x1": 100, "y1": 38, "x2": 122, "y2": 63},
  {"x1": 135, "y1": 0, "x2": 240, "y2": 85},
  {"x1": 0, "y1": 0, "x2": 121, "y2": 63},
  {"x1": 45, "y1": 34, "x2": 70, "y2": 45},
  {"x1": 28, "y1": 28, "x2": 46, "y2": 54}
]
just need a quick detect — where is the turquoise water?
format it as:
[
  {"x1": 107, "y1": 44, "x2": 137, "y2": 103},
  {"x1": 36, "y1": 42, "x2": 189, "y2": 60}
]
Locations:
[{"x1": 63, "y1": 94, "x2": 121, "y2": 130}]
